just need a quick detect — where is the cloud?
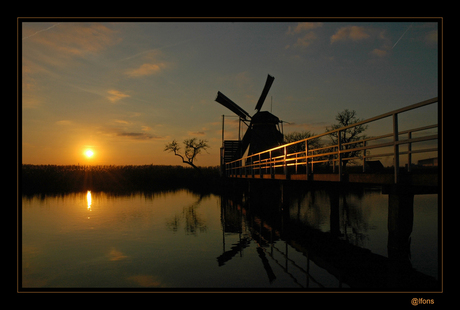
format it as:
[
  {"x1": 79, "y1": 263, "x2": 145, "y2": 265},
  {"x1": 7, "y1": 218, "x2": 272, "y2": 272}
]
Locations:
[
  {"x1": 117, "y1": 132, "x2": 162, "y2": 140},
  {"x1": 107, "y1": 90, "x2": 130, "y2": 103},
  {"x1": 124, "y1": 50, "x2": 170, "y2": 78},
  {"x1": 286, "y1": 22, "x2": 323, "y2": 49},
  {"x1": 188, "y1": 131, "x2": 206, "y2": 136},
  {"x1": 22, "y1": 23, "x2": 123, "y2": 98},
  {"x1": 127, "y1": 275, "x2": 163, "y2": 287},
  {"x1": 331, "y1": 26, "x2": 370, "y2": 43},
  {"x1": 28, "y1": 23, "x2": 121, "y2": 59},
  {"x1": 294, "y1": 32, "x2": 317, "y2": 48},
  {"x1": 125, "y1": 62, "x2": 167, "y2": 78},
  {"x1": 425, "y1": 30, "x2": 438, "y2": 45},
  {"x1": 370, "y1": 48, "x2": 388, "y2": 57},
  {"x1": 114, "y1": 119, "x2": 130, "y2": 124},
  {"x1": 286, "y1": 22, "x2": 323, "y2": 35}
]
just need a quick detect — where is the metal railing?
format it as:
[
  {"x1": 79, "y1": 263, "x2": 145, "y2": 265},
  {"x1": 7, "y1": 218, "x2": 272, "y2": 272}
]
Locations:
[{"x1": 225, "y1": 97, "x2": 439, "y2": 184}]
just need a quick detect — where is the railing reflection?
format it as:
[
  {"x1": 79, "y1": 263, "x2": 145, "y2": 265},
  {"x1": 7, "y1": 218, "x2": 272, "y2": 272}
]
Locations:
[{"x1": 218, "y1": 183, "x2": 438, "y2": 289}]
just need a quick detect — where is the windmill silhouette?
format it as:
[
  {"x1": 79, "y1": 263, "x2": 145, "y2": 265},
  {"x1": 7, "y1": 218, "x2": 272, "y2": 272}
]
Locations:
[{"x1": 216, "y1": 74, "x2": 284, "y2": 165}]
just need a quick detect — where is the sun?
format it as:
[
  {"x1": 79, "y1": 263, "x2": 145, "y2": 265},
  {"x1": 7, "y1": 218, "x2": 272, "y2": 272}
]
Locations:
[{"x1": 84, "y1": 149, "x2": 94, "y2": 158}]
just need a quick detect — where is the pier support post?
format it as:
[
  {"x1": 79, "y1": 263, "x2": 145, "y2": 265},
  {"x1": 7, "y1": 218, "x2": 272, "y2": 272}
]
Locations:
[
  {"x1": 387, "y1": 191, "x2": 414, "y2": 264},
  {"x1": 393, "y1": 113, "x2": 400, "y2": 184},
  {"x1": 329, "y1": 190, "x2": 340, "y2": 237}
]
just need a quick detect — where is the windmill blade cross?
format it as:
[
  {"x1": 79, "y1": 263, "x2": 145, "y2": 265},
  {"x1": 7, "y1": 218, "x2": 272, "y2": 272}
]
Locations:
[{"x1": 255, "y1": 74, "x2": 275, "y2": 112}]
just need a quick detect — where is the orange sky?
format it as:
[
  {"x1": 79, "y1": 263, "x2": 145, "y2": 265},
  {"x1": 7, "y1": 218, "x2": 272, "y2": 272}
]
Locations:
[{"x1": 21, "y1": 19, "x2": 439, "y2": 166}]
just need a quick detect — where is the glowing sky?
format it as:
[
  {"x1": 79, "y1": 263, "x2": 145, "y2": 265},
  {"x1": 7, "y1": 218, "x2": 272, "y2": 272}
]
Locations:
[{"x1": 21, "y1": 19, "x2": 439, "y2": 166}]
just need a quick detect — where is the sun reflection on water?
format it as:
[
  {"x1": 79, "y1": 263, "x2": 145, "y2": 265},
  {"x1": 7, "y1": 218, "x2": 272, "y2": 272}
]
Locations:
[{"x1": 86, "y1": 191, "x2": 92, "y2": 218}]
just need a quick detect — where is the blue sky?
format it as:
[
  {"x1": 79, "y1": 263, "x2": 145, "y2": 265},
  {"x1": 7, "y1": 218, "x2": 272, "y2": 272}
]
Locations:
[{"x1": 21, "y1": 19, "x2": 439, "y2": 166}]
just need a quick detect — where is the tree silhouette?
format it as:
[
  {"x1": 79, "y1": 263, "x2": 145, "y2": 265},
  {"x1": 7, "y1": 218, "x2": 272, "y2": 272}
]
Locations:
[
  {"x1": 326, "y1": 109, "x2": 368, "y2": 168},
  {"x1": 164, "y1": 138, "x2": 209, "y2": 171},
  {"x1": 284, "y1": 130, "x2": 321, "y2": 154}
]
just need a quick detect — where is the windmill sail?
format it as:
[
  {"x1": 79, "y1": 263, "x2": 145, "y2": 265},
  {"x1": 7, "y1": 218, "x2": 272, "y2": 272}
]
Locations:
[
  {"x1": 215, "y1": 91, "x2": 251, "y2": 120},
  {"x1": 254, "y1": 74, "x2": 275, "y2": 112}
]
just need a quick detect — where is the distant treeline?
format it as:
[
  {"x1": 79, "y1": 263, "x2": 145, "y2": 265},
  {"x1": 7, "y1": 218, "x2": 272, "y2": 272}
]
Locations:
[{"x1": 21, "y1": 164, "x2": 222, "y2": 194}]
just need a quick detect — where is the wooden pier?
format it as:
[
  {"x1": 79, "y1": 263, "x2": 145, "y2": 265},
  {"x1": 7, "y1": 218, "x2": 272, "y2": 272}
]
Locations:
[{"x1": 222, "y1": 97, "x2": 439, "y2": 193}]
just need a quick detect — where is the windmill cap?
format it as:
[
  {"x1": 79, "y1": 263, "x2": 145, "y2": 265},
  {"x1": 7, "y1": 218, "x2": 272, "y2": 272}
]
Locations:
[{"x1": 251, "y1": 111, "x2": 280, "y2": 124}]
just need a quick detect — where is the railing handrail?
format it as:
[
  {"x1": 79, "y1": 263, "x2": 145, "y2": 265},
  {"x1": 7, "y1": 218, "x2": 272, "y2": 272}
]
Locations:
[{"x1": 224, "y1": 97, "x2": 439, "y2": 183}]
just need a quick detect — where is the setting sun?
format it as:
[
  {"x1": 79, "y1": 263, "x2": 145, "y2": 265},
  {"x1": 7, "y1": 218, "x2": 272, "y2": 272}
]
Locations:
[{"x1": 84, "y1": 149, "x2": 94, "y2": 158}]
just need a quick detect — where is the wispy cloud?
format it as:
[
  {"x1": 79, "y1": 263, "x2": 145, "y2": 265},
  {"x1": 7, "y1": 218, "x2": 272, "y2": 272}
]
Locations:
[
  {"x1": 22, "y1": 23, "x2": 61, "y2": 40},
  {"x1": 107, "y1": 90, "x2": 130, "y2": 103},
  {"x1": 124, "y1": 50, "x2": 170, "y2": 78},
  {"x1": 118, "y1": 37, "x2": 196, "y2": 62},
  {"x1": 126, "y1": 62, "x2": 167, "y2": 78},
  {"x1": 188, "y1": 131, "x2": 206, "y2": 136},
  {"x1": 117, "y1": 132, "x2": 162, "y2": 140},
  {"x1": 114, "y1": 119, "x2": 130, "y2": 124},
  {"x1": 392, "y1": 23, "x2": 413, "y2": 49},
  {"x1": 26, "y1": 23, "x2": 121, "y2": 59}
]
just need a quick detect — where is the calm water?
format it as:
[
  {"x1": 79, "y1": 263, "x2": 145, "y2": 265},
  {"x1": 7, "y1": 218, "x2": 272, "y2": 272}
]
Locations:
[{"x1": 21, "y1": 186, "x2": 439, "y2": 290}]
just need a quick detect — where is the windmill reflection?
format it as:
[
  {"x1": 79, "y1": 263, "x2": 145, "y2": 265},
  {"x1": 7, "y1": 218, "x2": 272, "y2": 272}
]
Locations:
[
  {"x1": 219, "y1": 191, "x2": 325, "y2": 288},
  {"x1": 218, "y1": 183, "x2": 437, "y2": 289}
]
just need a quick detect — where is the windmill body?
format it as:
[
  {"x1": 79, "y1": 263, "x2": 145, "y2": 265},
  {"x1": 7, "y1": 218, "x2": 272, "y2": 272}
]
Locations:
[
  {"x1": 247, "y1": 111, "x2": 283, "y2": 156},
  {"x1": 216, "y1": 74, "x2": 284, "y2": 168}
]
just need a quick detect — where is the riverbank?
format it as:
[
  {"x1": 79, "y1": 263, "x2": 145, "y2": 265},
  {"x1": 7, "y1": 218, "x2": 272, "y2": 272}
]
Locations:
[{"x1": 21, "y1": 164, "x2": 222, "y2": 194}]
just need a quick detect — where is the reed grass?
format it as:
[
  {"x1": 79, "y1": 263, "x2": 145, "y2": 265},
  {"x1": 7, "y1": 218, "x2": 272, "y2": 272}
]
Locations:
[{"x1": 21, "y1": 164, "x2": 221, "y2": 194}]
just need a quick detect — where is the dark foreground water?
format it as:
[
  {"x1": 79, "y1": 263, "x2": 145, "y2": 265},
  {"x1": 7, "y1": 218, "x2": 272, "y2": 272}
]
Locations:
[{"x1": 21, "y1": 185, "x2": 439, "y2": 291}]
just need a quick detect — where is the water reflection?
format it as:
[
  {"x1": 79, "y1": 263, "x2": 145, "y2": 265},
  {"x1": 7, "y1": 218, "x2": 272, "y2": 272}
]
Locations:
[
  {"x1": 218, "y1": 182, "x2": 439, "y2": 290},
  {"x1": 166, "y1": 195, "x2": 207, "y2": 235},
  {"x1": 21, "y1": 186, "x2": 439, "y2": 290},
  {"x1": 86, "y1": 190, "x2": 92, "y2": 216}
]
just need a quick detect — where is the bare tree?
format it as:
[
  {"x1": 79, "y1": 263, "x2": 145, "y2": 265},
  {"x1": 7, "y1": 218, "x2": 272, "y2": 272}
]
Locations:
[
  {"x1": 164, "y1": 138, "x2": 209, "y2": 171},
  {"x1": 326, "y1": 109, "x2": 368, "y2": 168}
]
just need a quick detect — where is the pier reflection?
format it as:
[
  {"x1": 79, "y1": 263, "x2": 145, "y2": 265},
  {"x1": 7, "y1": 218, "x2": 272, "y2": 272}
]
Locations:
[{"x1": 218, "y1": 182, "x2": 438, "y2": 290}]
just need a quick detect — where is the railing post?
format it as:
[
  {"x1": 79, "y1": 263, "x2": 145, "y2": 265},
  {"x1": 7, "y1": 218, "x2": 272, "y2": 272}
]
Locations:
[
  {"x1": 338, "y1": 130, "x2": 342, "y2": 181},
  {"x1": 393, "y1": 113, "x2": 399, "y2": 184},
  {"x1": 407, "y1": 131, "x2": 412, "y2": 172},
  {"x1": 270, "y1": 151, "x2": 274, "y2": 178},
  {"x1": 283, "y1": 146, "x2": 287, "y2": 176},
  {"x1": 259, "y1": 154, "x2": 263, "y2": 178},
  {"x1": 305, "y1": 140, "x2": 310, "y2": 178},
  {"x1": 363, "y1": 140, "x2": 367, "y2": 172},
  {"x1": 295, "y1": 153, "x2": 298, "y2": 174}
]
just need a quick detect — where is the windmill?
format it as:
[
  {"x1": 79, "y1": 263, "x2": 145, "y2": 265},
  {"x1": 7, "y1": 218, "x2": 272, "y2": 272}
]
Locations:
[{"x1": 216, "y1": 74, "x2": 284, "y2": 166}]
